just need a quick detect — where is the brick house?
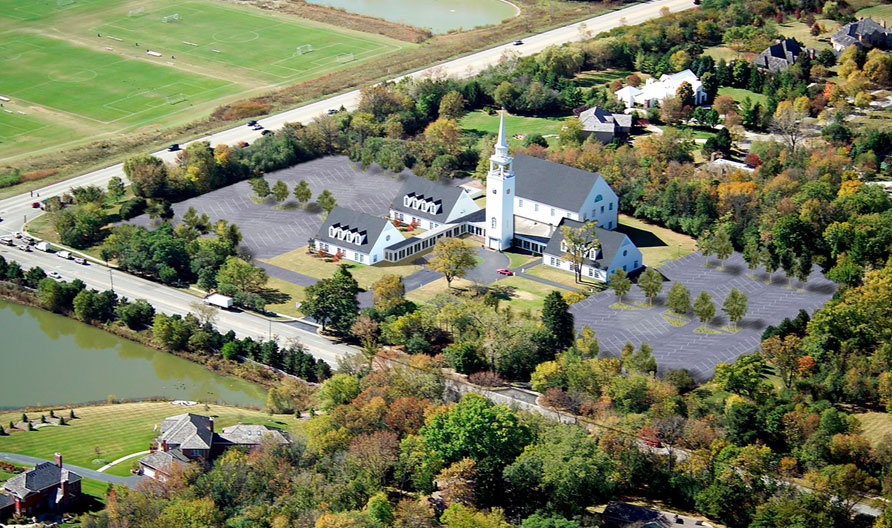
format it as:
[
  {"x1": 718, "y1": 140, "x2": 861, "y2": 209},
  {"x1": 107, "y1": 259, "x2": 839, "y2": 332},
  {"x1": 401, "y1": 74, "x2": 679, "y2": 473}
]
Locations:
[{"x1": 1, "y1": 453, "x2": 82, "y2": 518}]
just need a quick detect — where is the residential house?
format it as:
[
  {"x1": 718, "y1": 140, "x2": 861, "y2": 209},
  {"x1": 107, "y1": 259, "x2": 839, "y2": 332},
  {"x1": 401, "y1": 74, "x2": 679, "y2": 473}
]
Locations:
[
  {"x1": 156, "y1": 413, "x2": 214, "y2": 461},
  {"x1": 601, "y1": 501, "x2": 714, "y2": 528},
  {"x1": 542, "y1": 219, "x2": 642, "y2": 282},
  {"x1": 831, "y1": 17, "x2": 891, "y2": 51},
  {"x1": 577, "y1": 106, "x2": 633, "y2": 143},
  {"x1": 137, "y1": 449, "x2": 191, "y2": 482},
  {"x1": 389, "y1": 176, "x2": 481, "y2": 231},
  {"x1": 312, "y1": 206, "x2": 403, "y2": 265},
  {"x1": 0, "y1": 494, "x2": 14, "y2": 519},
  {"x1": 614, "y1": 69, "x2": 707, "y2": 109},
  {"x1": 214, "y1": 424, "x2": 292, "y2": 452},
  {"x1": 753, "y1": 38, "x2": 810, "y2": 72},
  {"x1": 1, "y1": 454, "x2": 82, "y2": 518}
]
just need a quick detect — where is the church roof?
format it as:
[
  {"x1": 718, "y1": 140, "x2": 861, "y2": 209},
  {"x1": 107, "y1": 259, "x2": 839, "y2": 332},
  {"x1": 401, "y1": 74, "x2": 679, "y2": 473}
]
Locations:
[
  {"x1": 390, "y1": 176, "x2": 471, "y2": 223},
  {"x1": 315, "y1": 206, "x2": 393, "y2": 254},
  {"x1": 543, "y1": 218, "x2": 630, "y2": 269},
  {"x1": 513, "y1": 154, "x2": 606, "y2": 212}
]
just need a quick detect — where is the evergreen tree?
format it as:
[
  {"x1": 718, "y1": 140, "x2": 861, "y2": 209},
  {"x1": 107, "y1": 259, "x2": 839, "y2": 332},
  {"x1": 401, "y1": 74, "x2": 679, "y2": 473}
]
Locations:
[{"x1": 542, "y1": 291, "x2": 574, "y2": 351}]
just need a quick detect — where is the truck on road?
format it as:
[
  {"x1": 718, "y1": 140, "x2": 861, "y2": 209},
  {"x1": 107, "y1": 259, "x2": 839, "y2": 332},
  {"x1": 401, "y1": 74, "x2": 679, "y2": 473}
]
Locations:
[
  {"x1": 204, "y1": 293, "x2": 234, "y2": 309},
  {"x1": 35, "y1": 241, "x2": 51, "y2": 252}
]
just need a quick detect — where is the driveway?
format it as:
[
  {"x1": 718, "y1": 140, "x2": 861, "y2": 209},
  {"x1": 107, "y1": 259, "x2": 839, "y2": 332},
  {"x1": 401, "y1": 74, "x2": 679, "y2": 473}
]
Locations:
[{"x1": 0, "y1": 452, "x2": 142, "y2": 488}]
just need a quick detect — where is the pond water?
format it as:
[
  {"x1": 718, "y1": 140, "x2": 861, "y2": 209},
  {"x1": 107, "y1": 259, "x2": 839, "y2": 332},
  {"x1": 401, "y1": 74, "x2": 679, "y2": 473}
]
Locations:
[
  {"x1": 0, "y1": 299, "x2": 267, "y2": 410},
  {"x1": 306, "y1": 0, "x2": 518, "y2": 33}
]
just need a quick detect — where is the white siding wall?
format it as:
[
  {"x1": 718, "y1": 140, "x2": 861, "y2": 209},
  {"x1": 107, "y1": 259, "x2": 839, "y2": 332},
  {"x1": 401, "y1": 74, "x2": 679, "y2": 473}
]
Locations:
[
  {"x1": 577, "y1": 178, "x2": 619, "y2": 230},
  {"x1": 542, "y1": 253, "x2": 609, "y2": 283},
  {"x1": 390, "y1": 210, "x2": 440, "y2": 231},
  {"x1": 445, "y1": 192, "x2": 481, "y2": 223},
  {"x1": 513, "y1": 197, "x2": 577, "y2": 226},
  {"x1": 609, "y1": 238, "x2": 643, "y2": 275}
]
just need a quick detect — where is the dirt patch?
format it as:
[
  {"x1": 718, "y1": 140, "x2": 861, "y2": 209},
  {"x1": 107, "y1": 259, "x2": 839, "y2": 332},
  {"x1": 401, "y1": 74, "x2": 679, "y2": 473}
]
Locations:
[{"x1": 228, "y1": 0, "x2": 432, "y2": 43}]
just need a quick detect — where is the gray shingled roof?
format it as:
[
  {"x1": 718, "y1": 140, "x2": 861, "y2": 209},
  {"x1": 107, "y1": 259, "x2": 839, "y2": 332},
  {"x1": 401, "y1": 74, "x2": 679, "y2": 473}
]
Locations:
[
  {"x1": 138, "y1": 449, "x2": 191, "y2": 472},
  {"x1": 391, "y1": 176, "x2": 468, "y2": 223},
  {"x1": 159, "y1": 413, "x2": 213, "y2": 450},
  {"x1": 0, "y1": 493, "x2": 13, "y2": 510},
  {"x1": 216, "y1": 424, "x2": 290, "y2": 446},
  {"x1": 314, "y1": 206, "x2": 392, "y2": 253},
  {"x1": 602, "y1": 501, "x2": 711, "y2": 527},
  {"x1": 3, "y1": 462, "x2": 81, "y2": 500},
  {"x1": 543, "y1": 218, "x2": 629, "y2": 269},
  {"x1": 578, "y1": 106, "x2": 633, "y2": 133},
  {"x1": 753, "y1": 39, "x2": 804, "y2": 71},
  {"x1": 832, "y1": 18, "x2": 890, "y2": 48},
  {"x1": 513, "y1": 154, "x2": 606, "y2": 212}
]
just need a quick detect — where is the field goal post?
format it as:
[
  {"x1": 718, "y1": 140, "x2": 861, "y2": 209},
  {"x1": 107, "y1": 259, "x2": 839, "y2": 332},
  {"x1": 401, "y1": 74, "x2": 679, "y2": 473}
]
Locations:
[
  {"x1": 127, "y1": 7, "x2": 145, "y2": 17},
  {"x1": 336, "y1": 53, "x2": 355, "y2": 63},
  {"x1": 166, "y1": 93, "x2": 186, "y2": 105},
  {"x1": 162, "y1": 13, "x2": 180, "y2": 23},
  {"x1": 57, "y1": 0, "x2": 75, "y2": 7},
  {"x1": 295, "y1": 44, "x2": 313, "y2": 55}
]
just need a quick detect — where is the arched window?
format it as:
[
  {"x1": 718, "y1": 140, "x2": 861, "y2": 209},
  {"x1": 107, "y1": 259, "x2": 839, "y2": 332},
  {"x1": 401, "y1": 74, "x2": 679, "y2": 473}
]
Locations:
[
  {"x1": 595, "y1": 194, "x2": 603, "y2": 202},
  {"x1": 491, "y1": 217, "x2": 497, "y2": 229}
]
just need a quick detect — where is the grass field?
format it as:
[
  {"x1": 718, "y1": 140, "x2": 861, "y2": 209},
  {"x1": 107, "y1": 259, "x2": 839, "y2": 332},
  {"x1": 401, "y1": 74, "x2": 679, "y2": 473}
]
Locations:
[
  {"x1": 857, "y1": 4, "x2": 892, "y2": 20},
  {"x1": 717, "y1": 87, "x2": 769, "y2": 107},
  {"x1": 0, "y1": 402, "x2": 290, "y2": 476},
  {"x1": 522, "y1": 264, "x2": 589, "y2": 290},
  {"x1": 616, "y1": 214, "x2": 696, "y2": 268},
  {"x1": 461, "y1": 110, "x2": 566, "y2": 148},
  {"x1": 0, "y1": 0, "x2": 408, "y2": 160},
  {"x1": 855, "y1": 412, "x2": 892, "y2": 448},
  {"x1": 262, "y1": 245, "x2": 423, "y2": 289}
]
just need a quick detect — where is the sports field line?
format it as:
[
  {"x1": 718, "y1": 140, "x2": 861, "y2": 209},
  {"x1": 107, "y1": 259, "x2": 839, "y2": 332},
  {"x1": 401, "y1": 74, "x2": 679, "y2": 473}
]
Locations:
[
  {"x1": 101, "y1": 80, "x2": 220, "y2": 114},
  {"x1": 0, "y1": 121, "x2": 51, "y2": 140}
]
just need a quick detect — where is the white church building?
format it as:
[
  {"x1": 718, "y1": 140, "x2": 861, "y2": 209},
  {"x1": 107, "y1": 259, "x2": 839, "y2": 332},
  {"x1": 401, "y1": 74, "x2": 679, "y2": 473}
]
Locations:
[{"x1": 312, "y1": 112, "x2": 642, "y2": 282}]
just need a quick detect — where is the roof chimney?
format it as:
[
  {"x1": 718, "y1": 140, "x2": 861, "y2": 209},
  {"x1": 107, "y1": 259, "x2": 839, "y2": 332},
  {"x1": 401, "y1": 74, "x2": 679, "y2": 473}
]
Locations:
[
  {"x1": 54, "y1": 452, "x2": 63, "y2": 468},
  {"x1": 209, "y1": 416, "x2": 214, "y2": 433}
]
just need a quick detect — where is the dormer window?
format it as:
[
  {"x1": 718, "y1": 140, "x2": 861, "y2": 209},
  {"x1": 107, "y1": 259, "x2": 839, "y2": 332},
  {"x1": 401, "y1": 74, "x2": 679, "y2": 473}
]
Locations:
[
  {"x1": 560, "y1": 241, "x2": 567, "y2": 253},
  {"x1": 328, "y1": 226, "x2": 336, "y2": 238},
  {"x1": 404, "y1": 195, "x2": 411, "y2": 207}
]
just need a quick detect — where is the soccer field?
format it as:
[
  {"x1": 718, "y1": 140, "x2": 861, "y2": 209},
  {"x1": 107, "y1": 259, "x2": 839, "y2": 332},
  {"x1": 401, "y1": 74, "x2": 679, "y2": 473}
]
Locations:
[{"x1": 0, "y1": 0, "x2": 409, "y2": 160}]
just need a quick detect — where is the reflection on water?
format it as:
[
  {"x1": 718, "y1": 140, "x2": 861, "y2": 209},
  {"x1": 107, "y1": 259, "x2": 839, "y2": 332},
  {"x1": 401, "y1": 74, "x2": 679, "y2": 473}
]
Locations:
[
  {"x1": 305, "y1": 0, "x2": 517, "y2": 33},
  {"x1": 0, "y1": 299, "x2": 266, "y2": 409}
]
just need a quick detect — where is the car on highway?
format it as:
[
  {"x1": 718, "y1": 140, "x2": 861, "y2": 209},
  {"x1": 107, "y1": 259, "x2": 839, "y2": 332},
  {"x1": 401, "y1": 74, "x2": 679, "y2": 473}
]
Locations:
[
  {"x1": 261, "y1": 129, "x2": 273, "y2": 136},
  {"x1": 17, "y1": 245, "x2": 31, "y2": 252},
  {"x1": 57, "y1": 251, "x2": 72, "y2": 260},
  {"x1": 47, "y1": 271, "x2": 62, "y2": 280},
  {"x1": 247, "y1": 120, "x2": 257, "y2": 126},
  {"x1": 0, "y1": 238, "x2": 13, "y2": 246},
  {"x1": 251, "y1": 124, "x2": 264, "y2": 130},
  {"x1": 496, "y1": 268, "x2": 514, "y2": 276},
  {"x1": 513, "y1": 40, "x2": 524, "y2": 45},
  {"x1": 12, "y1": 232, "x2": 21, "y2": 238},
  {"x1": 74, "y1": 257, "x2": 87, "y2": 265},
  {"x1": 32, "y1": 202, "x2": 41, "y2": 208},
  {"x1": 327, "y1": 109, "x2": 338, "y2": 115},
  {"x1": 167, "y1": 143, "x2": 180, "y2": 152}
]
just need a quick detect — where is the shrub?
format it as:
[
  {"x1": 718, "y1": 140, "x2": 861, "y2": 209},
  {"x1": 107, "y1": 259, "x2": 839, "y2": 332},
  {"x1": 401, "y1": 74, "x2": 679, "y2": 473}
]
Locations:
[
  {"x1": 0, "y1": 169, "x2": 21, "y2": 189},
  {"x1": 468, "y1": 371, "x2": 504, "y2": 387},
  {"x1": 21, "y1": 168, "x2": 58, "y2": 182},
  {"x1": 119, "y1": 197, "x2": 147, "y2": 220},
  {"x1": 743, "y1": 152, "x2": 762, "y2": 168},
  {"x1": 221, "y1": 101, "x2": 272, "y2": 121},
  {"x1": 542, "y1": 387, "x2": 574, "y2": 411}
]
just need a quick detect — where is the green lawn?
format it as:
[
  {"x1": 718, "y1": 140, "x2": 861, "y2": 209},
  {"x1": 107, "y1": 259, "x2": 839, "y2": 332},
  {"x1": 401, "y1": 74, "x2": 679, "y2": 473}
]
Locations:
[
  {"x1": 265, "y1": 276, "x2": 306, "y2": 319},
  {"x1": 492, "y1": 274, "x2": 567, "y2": 314},
  {"x1": 505, "y1": 250, "x2": 538, "y2": 269},
  {"x1": 856, "y1": 412, "x2": 892, "y2": 448},
  {"x1": 572, "y1": 68, "x2": 636, "y2": 88},
  {"x1": 717, "y1": 87, "x2": 768, "y2": 106},
  {"x1": 777, "y1": 19, "x2": 839, "y2": 50},
  {"x1": 0, "y1": 402, "x2": 290, "y2": 474},
  {"x1": 0, "y1": 0, "x2": 407, "y2": 159},
  {"x1": 461, "y1": 110, "x2": 566, "y2": 148},
  {"x1": 702, "y1": 45, "x2": 741, "y2": 62},
  {"x1": 857, "y1": 4, "x2": 892, "y2": 20},
  {"x1": 615, "y1": 214, "x2": 695, "y2": 268},
  {"x1": 262, "y1": 245, "x2": 423, "y2": 289},
  {"x1": 522, "y1": 264, "x2": 589, "y2": 290}
]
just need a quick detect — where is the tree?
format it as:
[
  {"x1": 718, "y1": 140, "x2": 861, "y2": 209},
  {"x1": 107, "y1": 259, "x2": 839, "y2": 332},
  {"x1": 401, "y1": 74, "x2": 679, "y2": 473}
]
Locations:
[
  {"x1": 623, "y1": 342, "x2": 658, "y2": 374},
  {"x1": 372, "y1": 274, "x2": 405, "y2": 313},
  {"x1": 293, "y1": 179, "x2": 312, "y2": 205},
  {"x1": 216, "y1": 256, "x2": 268, "y2": 295},
  {"x1": 542, "y1": 291, "x2": 574, "y2": 351},
  {"x1": 714, "y1": 353, "x2": 769, "y2": 398},
  {"x1": 439, "y1": 91, "x2": 467, "y2": 119},
  {"x1": 435, "y1": 458, "x2": 477, "y2": 507},
  {"x1": 693, "y1": 107, "x2": 719, "y2": 127},
  {"x1": 722, "y1": 288, "x2": 748, "y2": 327},
  {"x1": 609, "y1": 269, "x2": 631, "y2": 302},
  {"x1": 124, "y1": 154, "x2": 167, "y2": 198},
  {"x1": 559, "y1": 221, "x2": 599, "y2": 284},
  {"x1": 317, "y1": 373, "x2": 361, "y2": 410},
  {"x1": 712, "y1": 229, "x2": 733, "y2": 268},
  {"x1": 116, "y1": 299, "x2": 155, "y2": 330},
  {"x1": 666, "y1": 282, "x2": 690, "y2": 314},
  {"x1": 351, "y1": 314, "x2": 380, "y2": 362},
  {"x1": 271, "y1": 180, "x2": 289, "y2": 203},
  {"x1": 107, "y1": 176, "x2": 126, "y2": 200},
  {"x1": 301, "y1": 265, "x2": 360, "y2": 334},
  {"x1": 638, "y1": 268, "x2": 663, "y2": 306},
  {"x1": 760, "y1": 334, "x2": 801, "y2": 388},
  {"x1": 429, "y1": 238, "x2": 476, "y2": 288},
  {"x1": 317, "y1": 189, "x2": 337, "y2": 214},
  {"x1": 771, "y1": 101, "x2": 808, "y2": 152},
  {"x1": 697, "y1": 232, "x2": 714, "y2": 266},
  {"x1": 441, "y1": 504, "x2": 510, "y2": 528},
  {"x1": 519, "y1": 514, "x2": 580, "y2": 528},
  {"x1": 248, "y1": 178, "x2": 271, "y2": 201},
  {"x1": 693, "y1": 291, "x2": 715, "y2": 325}
]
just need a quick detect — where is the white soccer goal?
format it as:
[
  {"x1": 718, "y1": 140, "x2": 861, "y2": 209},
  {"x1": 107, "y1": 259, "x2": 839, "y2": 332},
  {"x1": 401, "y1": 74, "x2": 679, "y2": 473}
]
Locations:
[
  {"x1": 295, "y1": 44, "x2": 313, "y2": 55},
  {"x1": 127, "y1": 7, "x2": 144, "y2": 17},
  {"x1": 166, "y1": 93, "x2": 186, "y2": 105},
  {"x1": 335, "y1": 53, "x2": 354, "y2": 63},
  {"x1": 161, "y1": 13, "x2": 180, "y2": 23}
]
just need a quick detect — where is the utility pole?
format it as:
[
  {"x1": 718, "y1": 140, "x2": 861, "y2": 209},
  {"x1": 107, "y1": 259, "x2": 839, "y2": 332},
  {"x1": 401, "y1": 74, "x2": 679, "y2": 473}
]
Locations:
[{"x1": 109, "y1": 267, "x2": 114, "y2": 294}]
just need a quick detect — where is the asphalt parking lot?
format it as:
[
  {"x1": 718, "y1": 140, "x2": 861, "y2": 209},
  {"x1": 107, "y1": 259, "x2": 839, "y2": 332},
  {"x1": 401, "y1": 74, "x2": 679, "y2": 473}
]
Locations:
[
  {"x1": 570, "y1": 251, "x2": 836, "y2": 381},
  {"x1": 131, "y1": 156, "x2": 410, "y2": 259}
]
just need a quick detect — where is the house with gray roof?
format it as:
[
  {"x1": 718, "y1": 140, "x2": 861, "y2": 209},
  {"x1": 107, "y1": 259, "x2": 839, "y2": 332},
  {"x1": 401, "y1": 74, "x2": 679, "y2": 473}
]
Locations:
[
  {"x1": 601, "y1": 501, "x2": 714, "y2": 528},
  {"x1": 312, "y1": 206, "x2": 403, "y2": 265},
  {"x1": 578, "y1": 106, "x2": 633, "y2": 143},
  {"x1": 215, "y1": 424, "x2": 291, "y2": 449},
  {"x1": 158, "y1": 413, "x2": 214, "y2": 460},
  {"x1": 390, "y1": 176, "x2": 481, "y2": 231},
  {"x1": 831, "y1": 17, "x2": 891, "y2": 51},
  {"x1": 1, "y1": 454, "x2": 81, "y2": 518},
  {"x1": 137, "y1": 449, "x2": 191, "y2": 482},
  {"x1": 542, "y1": 219, "x2": 642, "y2": 282},
  {"x1": 753, "y1": 39, "x2": 810, "y2": 72},
  {"x1": 0, "y1": 493, "x2": 14, "y2": 519}
]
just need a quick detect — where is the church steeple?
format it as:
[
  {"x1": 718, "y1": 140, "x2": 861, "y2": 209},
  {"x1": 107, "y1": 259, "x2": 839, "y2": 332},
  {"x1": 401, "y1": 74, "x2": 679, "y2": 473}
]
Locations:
[
  {"x1": 485, "y1": 110, "x2": 515, "y2": 251},
  {"x1": 494, "y1": 109, "x2": 509, "y2": 159},
  {"x1": 489, "y1": 110, "x2": 513, "y2": 178}
]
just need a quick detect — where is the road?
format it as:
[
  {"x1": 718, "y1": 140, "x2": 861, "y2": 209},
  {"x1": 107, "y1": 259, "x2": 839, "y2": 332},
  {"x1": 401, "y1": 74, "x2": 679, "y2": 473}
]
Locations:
[
  {"x1": 0, "y1": 0, "x2": 695, "y2": 362},
  {"x1": 0, "y1": 452, "x2": 141, "y2": 488}
]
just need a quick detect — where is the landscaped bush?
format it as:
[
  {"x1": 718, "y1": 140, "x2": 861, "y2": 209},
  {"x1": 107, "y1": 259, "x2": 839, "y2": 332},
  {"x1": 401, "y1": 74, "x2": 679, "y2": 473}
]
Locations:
[
  {"x1": 468, "y1": 371, "x2": 505, "y2": 387},
  {"x1": 21, "y1": 168, "x2": 58, "y2": 182},
  {"x1": 118, "y1": 197, "x2": 147, "y2": 220},
  {"x1": 0, "y1": 169, "x2": 21, "y2": 189}
]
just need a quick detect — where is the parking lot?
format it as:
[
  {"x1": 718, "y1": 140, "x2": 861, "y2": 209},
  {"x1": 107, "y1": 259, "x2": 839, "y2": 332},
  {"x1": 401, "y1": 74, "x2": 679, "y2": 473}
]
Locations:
[
  {"x1": 131, "y1": 156, "x2": 410, "y2": 259},
  {"x1": 570, "y1": 252, "x2": 836, "y2": 381}
]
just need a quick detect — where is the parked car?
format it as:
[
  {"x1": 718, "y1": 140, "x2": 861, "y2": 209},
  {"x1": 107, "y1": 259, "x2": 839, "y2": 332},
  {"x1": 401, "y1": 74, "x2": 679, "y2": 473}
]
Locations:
[
  {"x1": 327, "y1": 108, "x2": 338, "y2": 115},
  {"x1": 167, "y1": 143, "x2": 180, "y2": 152},
  {"x1": 74, "y1": 257, "x2": 87, "y2": 265},
  {"x1": 47, "y1": 271, "x2": 62, "y2": 280},
  {"x1": 496, "y1": 268, "x2": 514, "y2": 276},
  {"x1": 0, "y1": 238, "x2": 13, "y2": 246}
]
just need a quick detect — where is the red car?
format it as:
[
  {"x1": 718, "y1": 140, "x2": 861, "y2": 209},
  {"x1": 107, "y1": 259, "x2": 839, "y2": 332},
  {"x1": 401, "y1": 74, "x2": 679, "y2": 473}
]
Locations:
[
  {"x1": 31, "y1": 202, "x2": 40, "y2": 208},
  {"x1": 496, "y1": 268, "x2": 514, "y2": 276}
]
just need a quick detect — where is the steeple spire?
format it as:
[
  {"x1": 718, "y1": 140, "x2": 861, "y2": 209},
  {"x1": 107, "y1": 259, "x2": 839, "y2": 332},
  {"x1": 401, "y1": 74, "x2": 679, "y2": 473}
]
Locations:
[{"x1": 495, "y1": 109, "x2": 509, "y2": 158}]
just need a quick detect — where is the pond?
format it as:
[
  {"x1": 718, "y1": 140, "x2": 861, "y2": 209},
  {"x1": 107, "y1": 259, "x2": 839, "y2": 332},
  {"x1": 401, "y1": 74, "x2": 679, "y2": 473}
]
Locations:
[
  {"x1": 306, "y1": 0, "x2": 519, "y2": 33},
  {"x1": 0, "y1": 299, "x2": 267, "y2": 410}
]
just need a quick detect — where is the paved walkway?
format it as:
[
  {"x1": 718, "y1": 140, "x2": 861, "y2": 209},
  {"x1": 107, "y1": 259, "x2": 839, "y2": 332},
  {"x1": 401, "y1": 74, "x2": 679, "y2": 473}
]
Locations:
[
  {"x1": 510, "y1": 267, "x2": 575, "y2": 291},
  {"x1": 97, "y1": 450, "x2": 150, "y2": 473},
  {"x1": 256, "y1": 261, "x2": 318, "y2": 287},
  {"x1": 0, "y1": 452, "x2": 142, "y2": 488}
]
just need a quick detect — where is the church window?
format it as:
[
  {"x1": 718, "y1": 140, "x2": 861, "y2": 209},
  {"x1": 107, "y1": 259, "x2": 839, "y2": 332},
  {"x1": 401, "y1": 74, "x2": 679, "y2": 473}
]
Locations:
[
  {"x1": 491, "y1": 217, "x2": 497, "y2": 228},
  {"x1": 550, "y1": 208, "x2": 555, "y2": 216},
  {"x1": 507, "y1": 188, "x2": 511, "y2": 194},
  {"x1": 492, "y1": 189, "x2": 497, "y2": 194},
  {"x1": 595, "y1": 194, "x2": 603, "y2": 202},
  {"x1": 534, "y1": 204, "x2": 539, "y2": 212},
  {"x1": 519, "y1": 199, "x2": 524, "y2": 207}
]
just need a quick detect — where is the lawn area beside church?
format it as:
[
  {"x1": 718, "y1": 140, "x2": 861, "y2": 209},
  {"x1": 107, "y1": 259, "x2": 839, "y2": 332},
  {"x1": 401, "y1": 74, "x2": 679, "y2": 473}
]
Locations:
[
  {"x1": 261, "y1": 246, "x2": 423, "y2": 289},
  {"x1": 616, "y1": 214, "x2": 696, "y2": 268}
]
